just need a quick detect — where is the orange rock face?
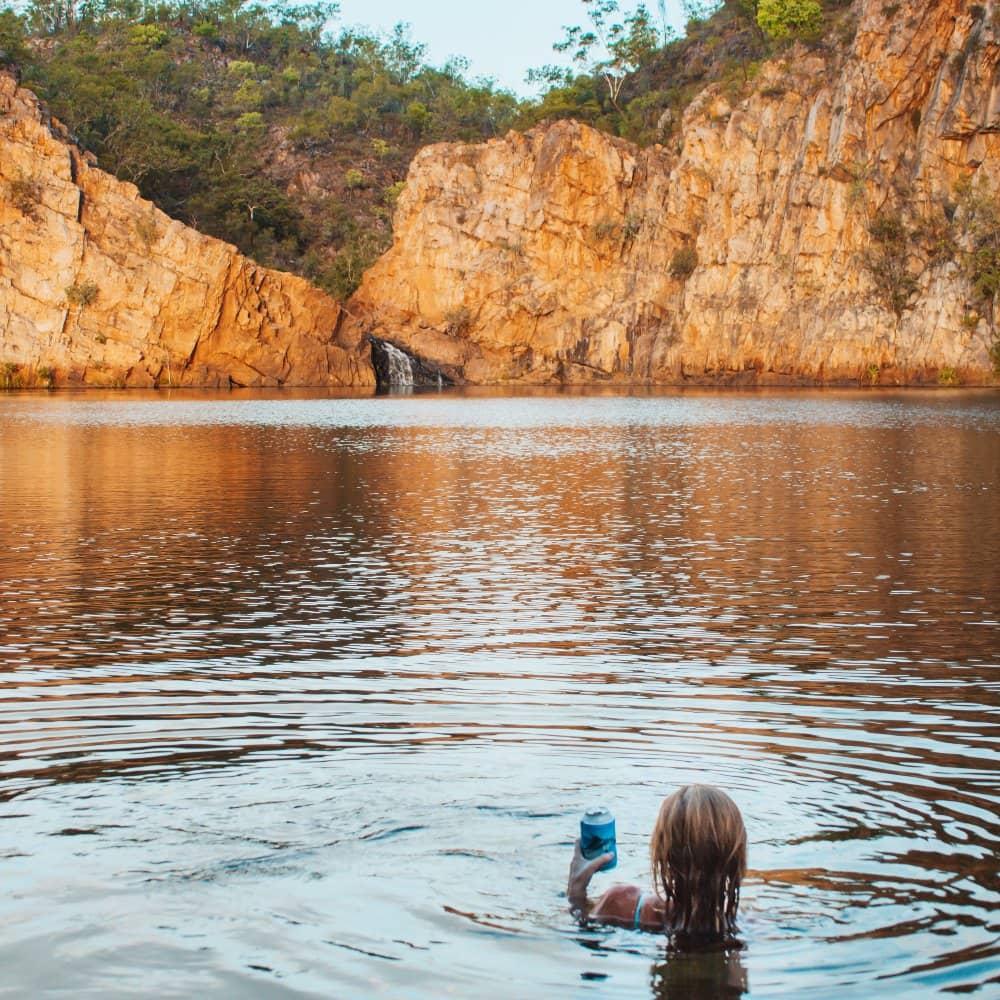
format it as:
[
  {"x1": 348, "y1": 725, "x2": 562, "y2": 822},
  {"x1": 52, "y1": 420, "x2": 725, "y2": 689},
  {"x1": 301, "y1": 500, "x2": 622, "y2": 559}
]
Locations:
[
  {"x1": 349, "y1": 0, "x2": 1000, "y2": 385},
  {"x1": 0, "y1": 73, "x2": 373, "y2": 388},
  {"x1": 2, "y1": 0, "x2": 998, "y2": 389}
]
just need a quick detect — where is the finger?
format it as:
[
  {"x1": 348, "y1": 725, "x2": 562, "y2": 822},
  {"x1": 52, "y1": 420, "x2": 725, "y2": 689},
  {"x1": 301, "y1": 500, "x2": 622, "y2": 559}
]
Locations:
[{"x1": 582, "y1": 852, "x2": 613, "y2": 878}]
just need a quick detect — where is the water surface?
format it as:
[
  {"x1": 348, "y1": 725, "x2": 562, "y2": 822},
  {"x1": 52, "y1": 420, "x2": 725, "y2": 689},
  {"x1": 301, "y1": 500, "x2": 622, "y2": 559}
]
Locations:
[{"x1": 0, "y1": 388, "x2": 997, "y2": 998}]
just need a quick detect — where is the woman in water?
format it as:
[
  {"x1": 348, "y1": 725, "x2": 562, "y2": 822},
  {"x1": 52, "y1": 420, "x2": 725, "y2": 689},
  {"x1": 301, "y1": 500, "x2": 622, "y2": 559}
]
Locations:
[{"x1": 567, "y1": 785, "x2": 747, "y2": 937}]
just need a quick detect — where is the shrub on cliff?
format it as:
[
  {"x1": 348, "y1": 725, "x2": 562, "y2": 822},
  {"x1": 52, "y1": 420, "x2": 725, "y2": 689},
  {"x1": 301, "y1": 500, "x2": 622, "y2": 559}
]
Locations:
[
  {"x1": 864, "y1": 211, "x2": 919, "y2": 319},
  {"x1": 670, "y1": 245, "x2": 698, "y2": 279},
  {"x1": 6, "y1": 170, "x2": 42, "y2": 218},
  {"x1": 756, "y1": 0, "x2": 824, "y2": 40},
  {"x1": 65, "y1": 280, "x2": 99, "y2": 307},
  {"x1": 955, "y1": 180, "x2": 1000, "y2": 370}
]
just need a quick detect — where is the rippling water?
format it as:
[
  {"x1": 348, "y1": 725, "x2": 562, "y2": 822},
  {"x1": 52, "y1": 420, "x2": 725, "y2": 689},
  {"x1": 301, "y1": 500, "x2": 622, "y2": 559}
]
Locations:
[{"x1": 0, "y1": 388, "x2": 997, "y2": 998}]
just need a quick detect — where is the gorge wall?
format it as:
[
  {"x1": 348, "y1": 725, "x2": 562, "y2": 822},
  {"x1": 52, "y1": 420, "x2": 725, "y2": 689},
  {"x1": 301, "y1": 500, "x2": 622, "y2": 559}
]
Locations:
[
  {"x1": 2, "y1": 0, "x2": 998, "y2": 389},
  {"x1": 0, "y1": 72, "x2": 372, "y2": 388},
  {"x1": 348, "y1": 0, "x2": 1000, "y2": 385}
]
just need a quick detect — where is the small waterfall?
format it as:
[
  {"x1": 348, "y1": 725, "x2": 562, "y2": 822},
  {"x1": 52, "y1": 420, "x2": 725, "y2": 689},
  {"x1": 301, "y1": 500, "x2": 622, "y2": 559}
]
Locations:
[
  {"x1": 370, "y1": 337, "x2": 450, "y2": 391},
  {"x1": 382, "y1": 341, "x2": 414, "y2": 387}
]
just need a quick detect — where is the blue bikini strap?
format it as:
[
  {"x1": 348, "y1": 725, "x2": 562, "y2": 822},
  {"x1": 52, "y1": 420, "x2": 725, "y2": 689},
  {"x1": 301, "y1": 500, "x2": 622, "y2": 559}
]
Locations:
[{"x1": 633, "y1": 891, "x2": 649, "y2": 930}]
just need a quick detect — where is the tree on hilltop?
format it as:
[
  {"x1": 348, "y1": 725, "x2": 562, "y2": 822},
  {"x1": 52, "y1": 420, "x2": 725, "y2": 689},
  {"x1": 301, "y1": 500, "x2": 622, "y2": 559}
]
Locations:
[{"x1": 539, "y1": 0, "x2": 663, "y2": 115}]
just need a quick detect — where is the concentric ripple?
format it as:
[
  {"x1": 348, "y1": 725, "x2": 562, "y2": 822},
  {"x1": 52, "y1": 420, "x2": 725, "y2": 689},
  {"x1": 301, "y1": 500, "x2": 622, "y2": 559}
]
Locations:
[{"x1": 0, "y1": 388, "x2": 997, "y2": 999}]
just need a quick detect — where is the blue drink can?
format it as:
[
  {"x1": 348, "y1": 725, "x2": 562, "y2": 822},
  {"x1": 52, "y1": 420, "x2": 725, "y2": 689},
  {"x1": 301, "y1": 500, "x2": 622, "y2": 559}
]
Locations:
[{"x1": 580, "y1": 806, "x2": 617, "y2": 871}]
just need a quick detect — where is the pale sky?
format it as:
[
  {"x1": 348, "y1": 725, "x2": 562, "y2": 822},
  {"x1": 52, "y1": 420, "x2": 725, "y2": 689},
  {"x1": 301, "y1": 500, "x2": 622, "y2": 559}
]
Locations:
[{"x1": 332, "y1": 1, "x2": 692, "y2": 95}]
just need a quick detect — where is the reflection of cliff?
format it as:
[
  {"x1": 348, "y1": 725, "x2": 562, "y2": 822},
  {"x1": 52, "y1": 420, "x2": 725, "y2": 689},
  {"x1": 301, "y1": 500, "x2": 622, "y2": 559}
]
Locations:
[
  {"x1": 0, "y1": 74, "x2": 373, "y2": 389},
  {"x1": 338, "y1": 398, "x2": 1000, "y2": 673},
  {"x1": 0, "y1": 413, "x2": 386, "y2": 671},
  {"x1": 349, "y1": 0, "x2": 1000, "y2": 385}
]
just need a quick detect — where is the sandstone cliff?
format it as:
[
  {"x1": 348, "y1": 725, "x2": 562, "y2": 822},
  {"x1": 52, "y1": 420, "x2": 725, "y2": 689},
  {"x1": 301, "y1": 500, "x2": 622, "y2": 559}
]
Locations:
[
  {"x1": 0, "y1": 72, "x2": 372, "y2": 388},
  {"x1": 349, "y1": 0, "x2": 1000, "y2": 385}
]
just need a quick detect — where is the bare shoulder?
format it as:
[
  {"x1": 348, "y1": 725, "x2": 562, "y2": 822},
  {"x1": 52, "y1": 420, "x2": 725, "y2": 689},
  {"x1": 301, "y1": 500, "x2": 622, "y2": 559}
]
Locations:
[{"x1": 591, "y1": 884, "x2": 642, "y2": 925}]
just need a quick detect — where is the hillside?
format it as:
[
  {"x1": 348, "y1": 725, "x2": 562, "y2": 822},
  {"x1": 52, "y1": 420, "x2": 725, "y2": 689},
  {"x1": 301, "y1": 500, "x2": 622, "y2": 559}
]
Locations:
[
  {"x1": 0, "y1": 71, "x2": 370, "y2": 388},
  {"x1": 347, "y1": 0, "x2": 1000, "y2": 385},
  {"x1": 1, "y1": 0, "x2": 998, "y2": 387},
  {"x1": 1, "y1": 0, "x2": 522, "y2": 301}
]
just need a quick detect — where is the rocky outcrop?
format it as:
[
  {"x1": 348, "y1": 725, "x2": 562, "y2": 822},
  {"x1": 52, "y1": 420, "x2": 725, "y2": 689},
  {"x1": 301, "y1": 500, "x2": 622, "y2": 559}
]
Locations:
[
  {"x1": 0, "y1": 72, "x2": 373, "y2": 388},
  {"x1": 348, "y1": 0, "x2": 1000, "y2": 385}
]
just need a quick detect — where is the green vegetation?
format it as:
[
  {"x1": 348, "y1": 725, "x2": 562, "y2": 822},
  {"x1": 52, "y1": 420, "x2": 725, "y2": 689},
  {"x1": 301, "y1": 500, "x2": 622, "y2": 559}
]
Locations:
[
  {"x1": 539, "y1": 0, "x2": 661, "y2": 114},
  {"x1": 670, "y1": 244, "x2": 698, "y2": 278},
  {"x1": 957, "y1": 182, "x2": 1000, "y2": 309},
  {"x1": 65, "y1": 279, "x2": 99, "y2": 307},
  {"x1": 756, "y1": 0, "x2": 824, "y2": 40},
  {"x1": 0, "y1": 0, "x2": 942, "y2": 319},
  {"x1": 937, "y1": 366, "x2": 959, "y2": 386},
  {"x1": 952, "y1": 179, "x2": 1000, "y2": 372},
  {"x1": 7, "y1": 170, "x2": 42, "y2": 217},
  {"x1": 0, "y1": 0, "x2": 848, "y2": 300},
  {"x1": 4, "y1": 0, "x2": 522, "y2": 299},
  {"x1": 863, "y1": 211, "x2": 919, "y2": 318}
]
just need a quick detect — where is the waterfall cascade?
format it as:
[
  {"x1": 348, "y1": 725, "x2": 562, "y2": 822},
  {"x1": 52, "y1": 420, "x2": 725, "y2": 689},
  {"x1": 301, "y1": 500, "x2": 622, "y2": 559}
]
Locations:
[
  {"x1": 369, "y1": 337, "x2": 448, "y2": 391},
  {"x1": 381, "y1": 341, "x2": 414, "y2": 387}
]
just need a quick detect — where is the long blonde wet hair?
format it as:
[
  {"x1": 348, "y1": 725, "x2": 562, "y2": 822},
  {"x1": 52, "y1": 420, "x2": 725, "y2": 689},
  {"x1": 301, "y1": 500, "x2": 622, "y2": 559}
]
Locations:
[{"x1": 650, "y1": 785, "x2": 747, "y2": 937}]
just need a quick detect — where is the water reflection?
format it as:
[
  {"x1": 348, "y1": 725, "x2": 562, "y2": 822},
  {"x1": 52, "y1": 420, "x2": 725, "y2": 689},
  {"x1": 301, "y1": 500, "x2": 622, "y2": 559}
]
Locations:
[
  {"x1": 0, "y1": 389, "x2": 997, "y2": 998},
  {"x1": 650, "y1": 947, "x2": 748, "y2": 1000}
]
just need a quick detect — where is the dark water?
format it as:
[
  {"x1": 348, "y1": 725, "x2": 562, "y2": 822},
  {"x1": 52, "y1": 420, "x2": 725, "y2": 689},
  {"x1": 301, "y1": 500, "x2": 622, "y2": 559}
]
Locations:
[{"x1": 0, "y1": 388, "x2": 997, "y2": 999}]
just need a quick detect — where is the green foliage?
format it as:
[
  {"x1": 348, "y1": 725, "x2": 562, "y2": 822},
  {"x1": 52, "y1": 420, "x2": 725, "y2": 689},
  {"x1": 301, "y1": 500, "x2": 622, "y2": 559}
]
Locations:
[
  {"x1": 958, "y1": 183, "x2": 1000, "y2": 302},
  {"x1": 936, "y1": 366, "x2": 959, "y2": 386},
  {"x1": 670, "y1": 245, "x2": 698, "y2": 278},
  {"x1": 127, "y1": 24, "x2": 168, "y2": 49},
  {"x1": 404, "y1": 100, "x2": 430, "y2": 135},
  {"x1": 382, "y1": 180, "x2": 405, "y2": 206},
  {"x1": 756, "y1": 0, "x2": 824, "y2": 40},
  {"x1": 343, "y1": 167, "x2": 365, "y2": 190},
  {"x1": 955, "y1": 179, "x2": 1000, "y2": 370},
  {"x1": 65, "y1": 279, "x2": 99, "y2": 306},
  {"x1": 527, "y1": 0, "x2": 769, "y2": 144},
  {"x1": 227, "y1": 59, "x2": 256, "y2": 77},
  {"x1": 13, "y1": 0, "x2": 524, "y2": 300},
  {"x1": 235, "y1": 111, "x2": 265, "y2": 132},
  {"x1": 864, "y1": 211, "x2": 919, "y2": 318},
  {"x1": 864, "y1": 363, "x2": 880, "y2": 386},
  {"x1": 6, "y1": 170, "x2": 42, "y2": 217},
  {"x1": 551, "y1": 0, "x2": 665, "y2": 112},
  {"x1": 0, "y1": 8, "x2": 29, "y2": 63}
]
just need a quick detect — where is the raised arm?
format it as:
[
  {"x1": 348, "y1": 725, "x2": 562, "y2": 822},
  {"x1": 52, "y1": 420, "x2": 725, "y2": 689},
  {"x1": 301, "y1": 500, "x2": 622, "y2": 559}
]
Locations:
[{"x1": 567, "y1": 838, "x2": 615, "y2": 917}]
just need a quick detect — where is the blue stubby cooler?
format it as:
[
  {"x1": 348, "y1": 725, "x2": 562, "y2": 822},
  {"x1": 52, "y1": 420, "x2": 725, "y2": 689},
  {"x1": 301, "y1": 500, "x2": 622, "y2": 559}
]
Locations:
[{"x1": 580, "y1": 806, "x2": 617, "y2": 871}]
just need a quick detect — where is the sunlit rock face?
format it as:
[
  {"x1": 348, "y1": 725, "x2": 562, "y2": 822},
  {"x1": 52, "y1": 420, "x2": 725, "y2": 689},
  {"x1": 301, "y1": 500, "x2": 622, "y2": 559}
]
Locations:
[
  {"x1": 349, "y1": 0, "x2": 1000, "y2": 385},
  {"x1": 0, "y1": 72, "x2": 373, "y2": 388}
]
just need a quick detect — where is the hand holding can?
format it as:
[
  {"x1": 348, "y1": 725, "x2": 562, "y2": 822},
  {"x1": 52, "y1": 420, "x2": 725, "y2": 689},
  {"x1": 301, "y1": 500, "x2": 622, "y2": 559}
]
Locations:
[{"x1": 580, "y1": 806, "x2": 617, "y2": 872}]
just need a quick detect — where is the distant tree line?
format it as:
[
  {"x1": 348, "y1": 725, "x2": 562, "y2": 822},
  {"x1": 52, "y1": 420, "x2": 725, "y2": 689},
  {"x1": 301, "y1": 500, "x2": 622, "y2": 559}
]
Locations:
[{"x1": 0, "y1": 0, "x2": 833, "y2": 299}]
